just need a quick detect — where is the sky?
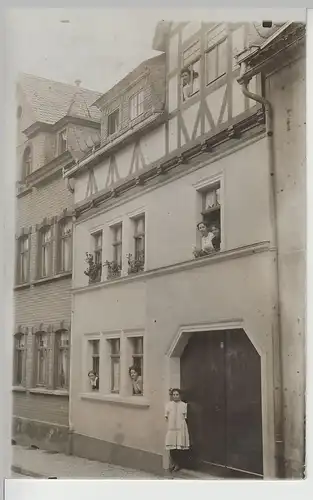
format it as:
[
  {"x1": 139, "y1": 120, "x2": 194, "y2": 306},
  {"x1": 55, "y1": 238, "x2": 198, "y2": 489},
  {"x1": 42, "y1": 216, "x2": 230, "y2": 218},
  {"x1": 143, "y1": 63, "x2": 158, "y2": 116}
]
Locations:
[
  {"x1": 5, "y1": 8, "x2": 306, "y2": 94},
  {"x1": 5, "y1": 9, "x2": 164, "y2": 93}
]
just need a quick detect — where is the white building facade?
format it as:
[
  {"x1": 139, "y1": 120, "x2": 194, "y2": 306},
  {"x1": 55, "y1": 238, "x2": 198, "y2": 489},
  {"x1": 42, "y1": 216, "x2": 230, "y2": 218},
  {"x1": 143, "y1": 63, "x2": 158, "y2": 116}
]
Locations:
[{"x1": 64, "y1": 22, "x2": 306, "y2": 479}]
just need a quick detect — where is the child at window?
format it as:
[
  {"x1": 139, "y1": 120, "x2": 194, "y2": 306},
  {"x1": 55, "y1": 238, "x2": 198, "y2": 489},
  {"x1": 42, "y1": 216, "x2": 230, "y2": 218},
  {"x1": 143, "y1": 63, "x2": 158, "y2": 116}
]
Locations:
[
  {"x1": 88, "y1": 370, "x2": 99, "y2": 390},
  {"x1": 165, "y1": 388, "x2": 190, "y2": 472}
]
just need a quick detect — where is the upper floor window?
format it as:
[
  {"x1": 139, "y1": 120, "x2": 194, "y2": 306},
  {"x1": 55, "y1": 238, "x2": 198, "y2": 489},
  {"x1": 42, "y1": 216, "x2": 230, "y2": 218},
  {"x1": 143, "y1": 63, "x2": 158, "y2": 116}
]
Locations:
[
  {"x1": 128, "y1": 215, "x2": 145, "y2": 274},
  {"x1": 14, "y1": 333, "x2": 26, "y2": 386},
  {"x1": 38, "y1": 226, "x2": 53, "y2": 278},
  {"x1": 181, "y1": 41, "x2": 200, "y2": 102},
  {"x1": 108, "y1": 109, "x2": 120, "y2": 135},
  {"x1": 16, "y1": 234, "x2": 30, "y2": 284},
  {"x1": 129, "y1": 90, "x2": 144, "y2": 120},
  {"x1": 58, "y1": 129, "x2": 68, "y2": 155},
  {"x1": 106, "y1": 224, "x2": 122, "y2": 279},
  {"x1": 93, "y1": 231, "x2": 103, "y2": 282},
  {"x1": 194, "y1": 183, "x2": 221, "y2": 258},
  {"x1": 58, "y1": 219, "x2": 72, "y2": 273},
  {"x1": 22, "y1": 146, "x2": 32, "y2": 179},
  {"x1": 205, "y1": 25, "x2": 228, "y2": 85}
]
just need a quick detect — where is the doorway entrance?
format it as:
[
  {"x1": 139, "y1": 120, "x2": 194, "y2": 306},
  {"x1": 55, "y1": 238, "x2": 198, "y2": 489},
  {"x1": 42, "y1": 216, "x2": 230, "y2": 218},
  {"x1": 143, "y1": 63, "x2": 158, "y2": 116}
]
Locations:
[{"x1": 180, "y1": 329, "x2": 263, "y2": 478}]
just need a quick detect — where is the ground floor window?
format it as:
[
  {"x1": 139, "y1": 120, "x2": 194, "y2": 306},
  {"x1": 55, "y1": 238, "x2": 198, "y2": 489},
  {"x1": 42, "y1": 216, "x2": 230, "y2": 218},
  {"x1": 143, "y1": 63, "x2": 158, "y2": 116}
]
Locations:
[
  {"x1": 35, "y1": 332, "x2": 49, "y2": 387},
  {"x1": 55, "y1": 330, "x2": 70, "y2": 389},
  {"x1": 14, "y1": 333, "x2": 26, "y2": 386},
  {"x1": 108, "y1": 338, "x2": 120, "y2": 394}
]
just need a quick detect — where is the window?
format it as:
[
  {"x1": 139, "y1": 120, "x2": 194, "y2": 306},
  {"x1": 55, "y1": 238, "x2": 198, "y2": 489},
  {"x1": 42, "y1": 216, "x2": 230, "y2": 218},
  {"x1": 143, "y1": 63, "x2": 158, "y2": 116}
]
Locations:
[
  {"x1": 90, "y1": 340, "x2": 100, "y2": 376},
  {"x1": 17, "y1": 235, "x2": 30, "y2": 284},
  {"x1": 181, "y1": 41, "x2": 201, "y2": 102},
  {"x1": 130, "y1": 336, "x2": 143, "y2": 395},
  {"x1": 93, "y1": 231, "x2": 102, "y2": 282},
  {"x1": 14, "y1": 334, "x2": 26, "y2": 386},
  {"x1": 109, "y1": 338, "x2": 120, "y2": 393},
  {"x1": 22, "y1": 146, "x2": 32, "y2": 179},
  {"x1": 35, "y1": 333, "x2": 48, "y2": 387},
  {"x1": 199, "y1": 183, "x2": 221, "y2": 252},
  {"x1": 55, "y1": 331, "x2": 69, "y2": 390},
  {"x1": 205, "y1": 36, "x2": 228, "y2": 85},
  {"x1": 58, "y1": 219, "x2": 72, "y2": 273},
  {"x1": 130, "y1": 90, "x2": 144, "y2": 120},
  {"x1": 128, "y1": 215, "x2": 145, "y2": 274},
  {"x1": 38, "y1": 226, "x2": 52, "y2": 278},
  {"x1": 58, "y1": 129, "x2": 67, "y2": 155},
  {"x1": 112, "y1": 223, "x2": 122, "y2": 269},
  {"x1": 108, "y1": 109, "x2": 119, "y2": 135}
]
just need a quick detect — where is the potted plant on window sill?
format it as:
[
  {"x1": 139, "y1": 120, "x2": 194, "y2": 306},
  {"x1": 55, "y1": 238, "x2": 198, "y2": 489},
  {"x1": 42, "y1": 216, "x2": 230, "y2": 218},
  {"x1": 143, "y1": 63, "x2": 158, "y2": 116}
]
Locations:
[
  {"x1": 127, "y1": 251, "x2": 145, "y2": 274},
  {"x1": 84, "y1": 252, "x2": 102, "y2": 283},
  {"x1": 104, "y1": 260, "x2": 121, "y2": 279}
]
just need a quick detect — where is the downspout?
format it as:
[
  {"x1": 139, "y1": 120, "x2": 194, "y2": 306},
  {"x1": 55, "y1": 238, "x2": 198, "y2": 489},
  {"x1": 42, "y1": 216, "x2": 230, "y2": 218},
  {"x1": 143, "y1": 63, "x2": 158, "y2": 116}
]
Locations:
[{"x1": 239, "y1": 63, "x2": 285, "y2": 479}]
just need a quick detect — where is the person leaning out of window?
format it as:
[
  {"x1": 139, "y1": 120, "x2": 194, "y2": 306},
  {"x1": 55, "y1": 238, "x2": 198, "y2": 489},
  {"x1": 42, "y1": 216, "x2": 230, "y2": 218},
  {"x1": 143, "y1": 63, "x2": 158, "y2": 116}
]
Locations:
[
  {"x1": 129, "y1": 365, "x2": 143, "y2": 395},
  {"x1": 88, "y1": 370, "x2": 99, "y2": 390}
]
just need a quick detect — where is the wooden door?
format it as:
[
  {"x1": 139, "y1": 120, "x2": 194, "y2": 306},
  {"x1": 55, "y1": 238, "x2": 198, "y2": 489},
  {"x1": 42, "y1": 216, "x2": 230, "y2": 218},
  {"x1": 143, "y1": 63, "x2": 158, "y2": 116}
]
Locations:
[
  {"x1": 180, "y1": 329, "x2": 263, "y2": 477},
  {"x1": 180, "y1": 331, "x2": 226, "y2": 468},
  {"x1": 225, "y1": 329, "x2": 263, "y2": 476}
]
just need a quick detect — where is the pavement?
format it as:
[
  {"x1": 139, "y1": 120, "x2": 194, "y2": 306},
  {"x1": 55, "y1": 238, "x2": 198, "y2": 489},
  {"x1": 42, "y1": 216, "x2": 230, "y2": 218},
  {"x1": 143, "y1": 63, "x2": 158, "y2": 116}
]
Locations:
[{"x1": 10, "y1": 444, "x2": 163, "y2": 480}]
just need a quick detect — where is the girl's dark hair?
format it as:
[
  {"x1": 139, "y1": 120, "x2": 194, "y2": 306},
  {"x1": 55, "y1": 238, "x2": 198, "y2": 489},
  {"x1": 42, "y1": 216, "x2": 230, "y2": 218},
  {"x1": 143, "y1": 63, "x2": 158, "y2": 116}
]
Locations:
[
  {"x1": 197, "y1": 221, "x2": 208, "y2": 230},
  {"x1": 129, "y1": 365, "x2": 141, "y2": 376},
  {"x1": 170, "y1": 388, "x2": 181, "y2": 396},
  {"x1": 88, "y1": 370, "x2": 96, "y2": 377}
]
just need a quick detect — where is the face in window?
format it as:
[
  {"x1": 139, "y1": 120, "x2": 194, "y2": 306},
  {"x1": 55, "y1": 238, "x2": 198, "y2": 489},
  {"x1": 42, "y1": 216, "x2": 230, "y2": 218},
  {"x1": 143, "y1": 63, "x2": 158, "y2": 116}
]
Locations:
[
  {"x1": 210, "y1": 225, "x2": 220, "y2": 238},
  {"x1": 129, "y1": 367, "x2": 139, "y2": 381},
  {"x1": 197, "y1": 222, "x2": 209, "y2": 236},
  {"x1": 181, "y1": 70, "x2": 191, "y2": 87}
]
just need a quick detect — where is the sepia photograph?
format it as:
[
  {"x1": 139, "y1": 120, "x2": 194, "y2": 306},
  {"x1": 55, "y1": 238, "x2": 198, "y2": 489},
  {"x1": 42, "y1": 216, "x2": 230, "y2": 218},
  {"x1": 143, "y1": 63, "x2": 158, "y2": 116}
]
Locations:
[{"x1": 3, "y1": 9, "x2": 307, "y2": 484}]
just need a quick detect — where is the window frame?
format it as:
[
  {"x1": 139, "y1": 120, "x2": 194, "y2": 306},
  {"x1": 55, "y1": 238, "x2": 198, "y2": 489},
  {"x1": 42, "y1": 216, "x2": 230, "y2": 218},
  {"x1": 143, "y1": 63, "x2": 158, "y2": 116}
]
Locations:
[
  {"x1": 22, "y1": 146, "x2": 32, "y2": 180},
  {"x1": 108, "y1": 337, "x2": 121, "y2": 394},
  {"x1": 16, "y1": 232, "x2": 30, "y2": 284},
  {"x1": 57, "y1": 217, "x2": 72, "y2": 274},
  {"x1": 108, "y1": 108, "x2": 120, "y2": 136},
  {"x1": 195, "y1": 175, "x2": 224, "y2": 253},
  {"x1": 14, "y1": 333, "x2": 26, "y2": 387},
  {"x1": 54, "y1": 330, "x2": 70, "y2": 390},
  {"x1": 129, "y1": 336, "x2": 144, "y2": 396},
  {"x1": 111, "y1": 223, "x2": 123, "y2": 268},
  {"x1": 205, "y1": 35, "x2": 228, "y2": 86},
  {"x1": 91, "y1": 230, "x2": 103, "y2": 282},
  {"x1": 58, "y1": 129, "x2": 68, "y2": 156},
  {"x1": 38, "y1": 224, "x2": 53, "y2": 279},
  {"x1": 129, "y1": 90, "x2": 145, "y2": 121},
  {"x1": 34, "y1": 332, "x2": 49, "y2": 388}
]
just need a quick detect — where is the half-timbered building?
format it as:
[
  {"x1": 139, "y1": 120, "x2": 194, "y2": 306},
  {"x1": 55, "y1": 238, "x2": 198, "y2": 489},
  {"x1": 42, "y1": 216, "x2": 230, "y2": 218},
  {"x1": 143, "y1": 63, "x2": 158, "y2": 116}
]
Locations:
[{"x1": 64, "y1": 21, "x2": 306, "y2": 479}]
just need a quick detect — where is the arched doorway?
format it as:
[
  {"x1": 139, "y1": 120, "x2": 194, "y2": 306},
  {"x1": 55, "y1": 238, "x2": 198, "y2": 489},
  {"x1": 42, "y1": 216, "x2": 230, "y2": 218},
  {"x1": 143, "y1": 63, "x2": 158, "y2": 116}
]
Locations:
[{"x1": 180, "y1": 329, "x2": 263, "y2": 477}]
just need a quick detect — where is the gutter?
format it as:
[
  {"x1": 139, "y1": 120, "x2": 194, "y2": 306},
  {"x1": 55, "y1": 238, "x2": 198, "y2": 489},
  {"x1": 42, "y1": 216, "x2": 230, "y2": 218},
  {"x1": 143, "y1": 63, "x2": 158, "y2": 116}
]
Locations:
[{"x1": 238, "y1": 60, "x2": 284, "y2": 476}]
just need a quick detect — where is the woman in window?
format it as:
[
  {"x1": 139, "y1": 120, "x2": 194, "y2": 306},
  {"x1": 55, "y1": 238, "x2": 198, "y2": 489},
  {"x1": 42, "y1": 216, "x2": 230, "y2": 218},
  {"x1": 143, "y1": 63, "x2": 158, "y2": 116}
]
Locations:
[
  {"x1": 165, "y1": 388, "x2": 190, "y2": 472},
  {"x1": 181, "y1": 67, "x2": 199, "y2": 102},
  {"x1": 193, "y1": 221, "x2": 220, "y2": 257},
  {"x1": 88, "y1": 370, "x2": 99, "y2": 390},
  {"x1": 129, "y1": 366, "x2": 143, "y2": 395}
]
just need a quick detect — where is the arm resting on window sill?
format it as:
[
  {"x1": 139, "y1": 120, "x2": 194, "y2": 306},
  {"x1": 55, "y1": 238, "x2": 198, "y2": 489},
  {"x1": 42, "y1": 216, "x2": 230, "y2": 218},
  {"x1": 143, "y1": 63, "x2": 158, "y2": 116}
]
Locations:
[{"x1": 80, "y1": 392, "x2": 150, "y2": 408}]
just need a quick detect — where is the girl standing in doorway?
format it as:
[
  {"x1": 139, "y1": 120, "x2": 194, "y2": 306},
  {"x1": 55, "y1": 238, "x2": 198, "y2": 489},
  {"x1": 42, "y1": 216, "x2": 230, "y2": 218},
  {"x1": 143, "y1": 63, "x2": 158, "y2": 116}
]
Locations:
[{"x1": 165, "y1": 388, "x2": 190, "y2": 472}]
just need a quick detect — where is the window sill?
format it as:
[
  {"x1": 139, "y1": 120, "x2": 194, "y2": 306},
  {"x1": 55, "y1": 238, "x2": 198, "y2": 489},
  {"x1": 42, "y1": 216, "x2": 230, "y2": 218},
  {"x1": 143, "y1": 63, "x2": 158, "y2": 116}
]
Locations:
[
  {"x1": 12, "y1": 386, "x2": 27, "y2": 393},
  {"x1": 29, "y1": 388, "x2": 69, "y2": 397},
  {"x1": 33, "y1": 272, "x2": 72, "y2": 286},
  {"x1": 80, "y1": 392, "x2": 150, "y2": 408},
  {"x1": 14, "y1": 283, "x2": 31, "y2": 291}
]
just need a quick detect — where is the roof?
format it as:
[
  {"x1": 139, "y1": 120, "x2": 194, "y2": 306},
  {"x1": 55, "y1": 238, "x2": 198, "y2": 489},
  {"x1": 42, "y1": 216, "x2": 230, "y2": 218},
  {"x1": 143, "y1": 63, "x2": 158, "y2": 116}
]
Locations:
[
  {"x1": 93, "y1": 54, "x2": 165, "y2": 109},
  {"x1": 18, "y1": 73, "x2": 102, "y2": 125}
]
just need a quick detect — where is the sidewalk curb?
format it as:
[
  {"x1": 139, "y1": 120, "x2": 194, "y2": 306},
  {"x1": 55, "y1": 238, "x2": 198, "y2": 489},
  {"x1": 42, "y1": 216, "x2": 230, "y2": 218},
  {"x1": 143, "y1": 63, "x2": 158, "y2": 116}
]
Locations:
[{"x1": 11, "y1": 465, "x2": 47, "y2": 479}]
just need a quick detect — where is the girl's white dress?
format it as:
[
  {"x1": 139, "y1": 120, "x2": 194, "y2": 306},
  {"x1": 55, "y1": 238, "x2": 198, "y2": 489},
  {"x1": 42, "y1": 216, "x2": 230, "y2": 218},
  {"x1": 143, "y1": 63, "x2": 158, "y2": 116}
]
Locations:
[{"x1": 165, "y1": 401, "x2": 190, "y2": 450}]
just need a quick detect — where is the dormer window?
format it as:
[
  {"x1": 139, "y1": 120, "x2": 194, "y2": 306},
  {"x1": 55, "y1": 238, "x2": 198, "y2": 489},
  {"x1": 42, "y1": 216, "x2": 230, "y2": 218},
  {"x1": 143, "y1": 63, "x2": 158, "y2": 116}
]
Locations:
[
  {"x1": 22, "y1": 146, "x2": 32, "y2": 179},
  {"x1": 130, "y1": 90, "x2": 144, "y2": 120},
  {"x1": 58, "y1": 129, "x2": 68, "y2": 155},
  {"x1": 108, "y1": 109, "x2": 120, "y2": 136}
]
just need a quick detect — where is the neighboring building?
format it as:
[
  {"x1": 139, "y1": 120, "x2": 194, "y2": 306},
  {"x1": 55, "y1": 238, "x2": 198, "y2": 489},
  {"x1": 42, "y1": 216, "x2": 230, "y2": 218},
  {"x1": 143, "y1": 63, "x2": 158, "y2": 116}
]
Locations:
[
  {"x1": 13, "y1": 74, "x2": 101, "y2": 453},
  {"x1": 63, "y1": 22, "x2": 306, "y2": 479}
]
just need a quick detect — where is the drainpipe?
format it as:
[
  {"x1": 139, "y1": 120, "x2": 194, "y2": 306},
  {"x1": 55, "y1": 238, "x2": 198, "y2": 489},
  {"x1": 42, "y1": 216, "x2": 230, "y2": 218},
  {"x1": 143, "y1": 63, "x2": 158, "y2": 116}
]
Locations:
[{"x1": 239, "y1": 63, "x2": 285, "y2": 478}]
